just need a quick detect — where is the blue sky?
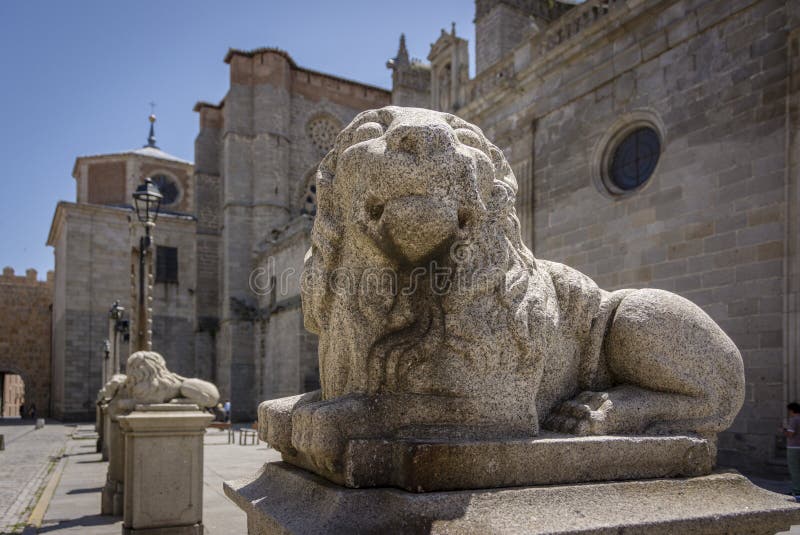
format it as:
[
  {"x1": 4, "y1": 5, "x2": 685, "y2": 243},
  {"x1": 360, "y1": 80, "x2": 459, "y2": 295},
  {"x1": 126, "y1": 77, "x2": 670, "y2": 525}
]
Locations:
[{"x1": 0, "y1": 0, "x2": 474, "y2": 276}]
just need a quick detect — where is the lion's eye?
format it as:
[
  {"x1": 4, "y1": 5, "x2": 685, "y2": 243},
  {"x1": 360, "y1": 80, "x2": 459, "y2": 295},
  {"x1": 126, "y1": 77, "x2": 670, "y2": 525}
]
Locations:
[
  {"x1": 365, "y1": 197, "x2": 384, "y2": 221},
  {"x1": 455, "y1": 128, "x2": 483, "y2": 150},
  {"x1": 351, "y1": 122, "x2": 384, "y2": 145}
]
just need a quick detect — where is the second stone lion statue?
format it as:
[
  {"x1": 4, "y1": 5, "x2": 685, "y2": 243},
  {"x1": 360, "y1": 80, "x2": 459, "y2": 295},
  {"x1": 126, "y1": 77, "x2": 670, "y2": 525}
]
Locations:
[
  {"x1": 261, "y1": 106, "x2": 745, "y2": 484},
  {"x1": 107, "y1": 351, "x2": 219, "y2": 417}
]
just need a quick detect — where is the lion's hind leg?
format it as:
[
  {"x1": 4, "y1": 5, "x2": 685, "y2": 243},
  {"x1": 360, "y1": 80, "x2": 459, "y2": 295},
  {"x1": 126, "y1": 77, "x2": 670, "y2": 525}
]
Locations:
[{"x1": 600, "y1": 288, "x2": 744, "y2": 436}]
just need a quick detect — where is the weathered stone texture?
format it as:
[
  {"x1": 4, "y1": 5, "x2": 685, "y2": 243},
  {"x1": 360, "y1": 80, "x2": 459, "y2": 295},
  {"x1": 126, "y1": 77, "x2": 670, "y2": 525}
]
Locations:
[{"x1": 0, "y1": 268, "x2": 52, "y2": 416}]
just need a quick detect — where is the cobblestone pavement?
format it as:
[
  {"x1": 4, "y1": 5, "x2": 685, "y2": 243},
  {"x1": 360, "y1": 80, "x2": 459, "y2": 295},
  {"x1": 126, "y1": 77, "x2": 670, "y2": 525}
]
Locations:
[{"x1": 0, "y1": 420, "x2": 73, "y2": 534}]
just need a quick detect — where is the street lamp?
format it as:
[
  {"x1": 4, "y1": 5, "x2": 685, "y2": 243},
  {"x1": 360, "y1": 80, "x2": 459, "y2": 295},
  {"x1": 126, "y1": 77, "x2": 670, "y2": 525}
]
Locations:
[
  {"x1": 133, "y1": 177, "x2": 163, "y2": 226},
  {"x1": 132, "y1": 178, "x2": 162, "y2": 351},
  {"x1": 102, "y1": 339, "x2": 111, "y2": 387},
  {"x1": 107, "y1": 301, "x2": 126, "y2": 379}
]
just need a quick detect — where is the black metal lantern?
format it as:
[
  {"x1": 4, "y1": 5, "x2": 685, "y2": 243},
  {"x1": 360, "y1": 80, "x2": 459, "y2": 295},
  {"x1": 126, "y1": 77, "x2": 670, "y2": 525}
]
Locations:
[
  {"x1": 109, "y1": 300, "x2": 125, "y2": 321},
  {"x1": 133, "y1": 177, "x2": 163, "y2": 225}
]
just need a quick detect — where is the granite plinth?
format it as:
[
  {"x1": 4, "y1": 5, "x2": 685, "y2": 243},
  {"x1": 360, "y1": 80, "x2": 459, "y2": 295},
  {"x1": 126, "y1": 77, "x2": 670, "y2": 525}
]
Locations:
[
  {"x1": 282, "y1": 433, "x2": 713, "y2": 492},
  {"x1": 119, "y1": 404, "x2": 212, "y2": 534},
  {"x1": 225, "y1": 462, "x2": 800, "y2": 535}
]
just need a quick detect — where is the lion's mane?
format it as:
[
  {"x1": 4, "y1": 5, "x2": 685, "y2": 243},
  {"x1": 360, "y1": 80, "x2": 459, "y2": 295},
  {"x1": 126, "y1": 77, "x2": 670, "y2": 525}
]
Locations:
[
  {"x1": 126, "y1": 351, "x2": 184, "y2": 404},
  {"x1": 301, "y1": 107, "x2": 559, "y2": 416}
]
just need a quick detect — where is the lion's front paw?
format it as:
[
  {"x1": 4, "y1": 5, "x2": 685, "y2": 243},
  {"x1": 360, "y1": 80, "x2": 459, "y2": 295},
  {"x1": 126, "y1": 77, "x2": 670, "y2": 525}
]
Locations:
[{"x1": 544, "y1": 391, "x2": 614, "y2": 436}]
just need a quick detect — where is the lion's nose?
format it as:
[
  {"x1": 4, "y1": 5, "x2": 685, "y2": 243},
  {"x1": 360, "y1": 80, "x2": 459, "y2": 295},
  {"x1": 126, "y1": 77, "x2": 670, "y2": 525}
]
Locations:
[
  {"x1": 385, "y1": 123, "x2": 455, "y2": 157},
  {"x1": 377, "y1": 196, "x2": 458, "y2": 264}
]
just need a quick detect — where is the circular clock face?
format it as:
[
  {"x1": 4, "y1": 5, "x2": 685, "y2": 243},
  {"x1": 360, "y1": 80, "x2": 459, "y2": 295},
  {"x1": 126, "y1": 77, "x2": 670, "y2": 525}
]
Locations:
[{"x1": 150, "y1": 174, "x2": 179, "y2": 205}]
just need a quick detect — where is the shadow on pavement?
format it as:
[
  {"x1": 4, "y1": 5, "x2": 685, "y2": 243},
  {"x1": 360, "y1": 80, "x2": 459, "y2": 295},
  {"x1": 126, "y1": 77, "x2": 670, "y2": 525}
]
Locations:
[
  {"x1": 65, "y1": 487, "x2": 103, "y2": 495},
  {"x1": 36, "y1": 514, "x2": 120, "y2": 533}
]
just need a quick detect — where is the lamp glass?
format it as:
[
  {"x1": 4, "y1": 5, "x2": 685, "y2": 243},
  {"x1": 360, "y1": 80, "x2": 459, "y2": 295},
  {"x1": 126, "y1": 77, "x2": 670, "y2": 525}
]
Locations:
[{"x1": 133, "y1": 178, "x2": 163, "y2": 224}]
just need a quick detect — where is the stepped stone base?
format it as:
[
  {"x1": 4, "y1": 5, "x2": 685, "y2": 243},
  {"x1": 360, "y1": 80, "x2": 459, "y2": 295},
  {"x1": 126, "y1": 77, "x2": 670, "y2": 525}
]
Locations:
[
  {"x1": 284, "y1": 433, "x2": 714, "y2": 491},
  {"x1": 225, "y1": 462, "x2": 800, "y2": 535}
]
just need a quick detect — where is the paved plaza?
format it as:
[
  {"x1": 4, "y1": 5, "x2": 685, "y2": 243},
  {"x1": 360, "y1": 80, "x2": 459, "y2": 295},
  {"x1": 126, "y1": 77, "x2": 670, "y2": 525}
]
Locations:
[
  {"x1": 0, "y1": 418, "x2": 797, "y2": 534},
  {"x1": 0, "y1": 420, "x2": 278, "y2": 534}
]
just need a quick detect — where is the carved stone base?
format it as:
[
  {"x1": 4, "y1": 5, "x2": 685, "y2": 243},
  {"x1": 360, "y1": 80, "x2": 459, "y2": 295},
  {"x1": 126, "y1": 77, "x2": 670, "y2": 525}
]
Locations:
[
  {"x1": 118, "y1": 404, "x2": 212, "y2": 534},
  {"x1": 284, "y1": 433, "x2": 714, "y2": 492},
  {"x1": 225, "y1": 462, "x2": 800, "y2": 535}
]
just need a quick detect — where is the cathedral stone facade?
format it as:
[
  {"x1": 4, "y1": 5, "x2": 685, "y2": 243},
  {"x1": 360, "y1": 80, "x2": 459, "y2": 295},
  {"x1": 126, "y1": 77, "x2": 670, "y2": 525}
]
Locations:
[
  {"x1": 40, "y1": 0, "x2": 799, "y2": 474},
  {"x1": 387, "y1": 0, "x2": 799, "y2": 472}
]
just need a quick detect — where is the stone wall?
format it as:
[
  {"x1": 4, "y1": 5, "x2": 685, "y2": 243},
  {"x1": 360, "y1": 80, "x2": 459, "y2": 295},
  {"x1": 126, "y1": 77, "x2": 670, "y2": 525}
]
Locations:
[
  {"x1": 0, "y1": 267, "x2": 53, "y2": 417},
  {"x1": 456, "y1": 0, "x2": 796, "y2": 471},
  {"x1": 255, "y1": 218, "x2": 317, "y2": 400}
]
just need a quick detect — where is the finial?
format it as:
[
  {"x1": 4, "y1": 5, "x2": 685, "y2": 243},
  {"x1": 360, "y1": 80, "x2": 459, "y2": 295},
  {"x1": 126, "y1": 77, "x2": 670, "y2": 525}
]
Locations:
[
  {"x1": 145, "y1": 109, "x2": 158, "y2": 149},
  {"x1": 391, "y1": 33, "x2": 409, "y2": 68},
  {"x1": 451, "y1": 22, "x2": 456, "y2": 36}
]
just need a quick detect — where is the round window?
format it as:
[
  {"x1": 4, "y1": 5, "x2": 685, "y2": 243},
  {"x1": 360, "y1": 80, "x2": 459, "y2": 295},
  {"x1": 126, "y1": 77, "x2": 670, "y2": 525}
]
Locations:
[
  {"x1": 306, "y1": 115, "x2": 341, "y2": 153},
  {"x1": 150, "y1": 174, "x2": 179, "y2": 205},
  {"x1": 608, "y1": 127, "x2": 661, "y2": 192}
]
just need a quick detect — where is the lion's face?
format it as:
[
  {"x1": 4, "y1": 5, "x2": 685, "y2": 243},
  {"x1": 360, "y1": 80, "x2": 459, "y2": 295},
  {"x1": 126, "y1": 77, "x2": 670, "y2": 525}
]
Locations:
[
  {"x1": 304, "y1": 107, "x2": 539, "y2": 408},
  {"x1": 124, "y1": 351, "x2": 181, "y2": 404},
  {"x1": 328, "y1": 107, "x2": 516, "y2": 267}
]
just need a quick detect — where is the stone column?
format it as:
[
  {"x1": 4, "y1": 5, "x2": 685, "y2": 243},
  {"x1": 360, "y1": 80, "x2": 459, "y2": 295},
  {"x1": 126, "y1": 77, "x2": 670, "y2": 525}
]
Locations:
[
  {"x1": 101, "y1": 418, "x2": 125, "y2": 516},
  {"x1": 118, "y1": 403, "x2": 212, "y2": 535}
]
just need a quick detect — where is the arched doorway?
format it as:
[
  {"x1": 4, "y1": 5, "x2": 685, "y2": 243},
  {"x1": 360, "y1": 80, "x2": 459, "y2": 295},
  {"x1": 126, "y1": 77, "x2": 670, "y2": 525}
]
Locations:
[{"x1": 0, "y1": 371, "x2": 26, "y2": 418}]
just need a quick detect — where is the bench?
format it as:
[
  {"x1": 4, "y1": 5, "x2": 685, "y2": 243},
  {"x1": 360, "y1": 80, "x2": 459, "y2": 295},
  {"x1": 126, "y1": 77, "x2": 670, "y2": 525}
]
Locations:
[
  {"x1": 239, "y1": 428, "x2": 258, "y2": 446},
  {"x1": 208, "y1": 421, "x2": 234, "y2": 443}
]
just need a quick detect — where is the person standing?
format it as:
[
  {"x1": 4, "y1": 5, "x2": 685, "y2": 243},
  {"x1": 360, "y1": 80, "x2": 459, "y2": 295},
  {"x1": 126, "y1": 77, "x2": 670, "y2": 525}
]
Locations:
[
  {"x1": 783, "y1": 402, "x2": 800, "y2": 500},
  {"x1": 223, "y1": 400, "x2": 231, "y2": 422}
]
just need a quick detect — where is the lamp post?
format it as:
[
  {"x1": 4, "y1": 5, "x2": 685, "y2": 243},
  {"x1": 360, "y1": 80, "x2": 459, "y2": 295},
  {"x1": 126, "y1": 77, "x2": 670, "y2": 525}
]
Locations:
[
  {"x1": 102, "y1": 339, "x2": 111, "y2": 385},
  {"x1": 132, "y1": 178, "x2": 162, "y2": 351},
  {"x1": 108, "y1": 301, "x2": 126, "y2": 377}
]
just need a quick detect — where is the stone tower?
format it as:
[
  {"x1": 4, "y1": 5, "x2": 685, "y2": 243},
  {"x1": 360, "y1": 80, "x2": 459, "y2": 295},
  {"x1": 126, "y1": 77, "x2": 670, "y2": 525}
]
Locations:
[
  {"x1": 194, "y1": 48, "x2": 390, "y2": 420},
  {"x1": 428, "y1": 24, "x2": 470, "y2": 111},
  {"x1": 474, "y1": 0, "x2": 572, "y2": 75}
]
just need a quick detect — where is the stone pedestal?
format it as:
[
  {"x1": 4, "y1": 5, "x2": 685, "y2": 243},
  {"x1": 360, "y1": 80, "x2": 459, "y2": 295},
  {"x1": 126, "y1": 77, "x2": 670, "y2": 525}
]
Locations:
[
  {"x1": 118, "y1": 403, "x2": 212, "y2": 535},
  {"x1": 101, "y1": 419, "x2": 125, "y2": 516},
  {"x1": 283, "y1": 433, "x2": 715, "y2": 491},
  {"x1": 225, "y1": 462, "x2": 800, "y2": 535},
  {"x1": 101, "y1": 405, "x2": 110, "y2": 461}
]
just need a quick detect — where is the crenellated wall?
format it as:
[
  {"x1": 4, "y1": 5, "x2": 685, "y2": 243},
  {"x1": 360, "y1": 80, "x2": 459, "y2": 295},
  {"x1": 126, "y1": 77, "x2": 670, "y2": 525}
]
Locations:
[{"x1": 0, "y1": 267, "x2": 53, "y2": 417}]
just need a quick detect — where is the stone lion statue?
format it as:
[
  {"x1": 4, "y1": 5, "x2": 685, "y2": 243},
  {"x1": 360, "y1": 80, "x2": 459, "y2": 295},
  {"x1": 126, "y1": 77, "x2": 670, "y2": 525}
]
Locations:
[
  {"x1": 98, "y1": 374, "x2": 127, "y2": 403},
  {"x1": 261, "y1": 106, "x2": 745, "y2": 481},
  {"x1": 108, "y1": 351, "x2": 219, "y2": 415}
]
